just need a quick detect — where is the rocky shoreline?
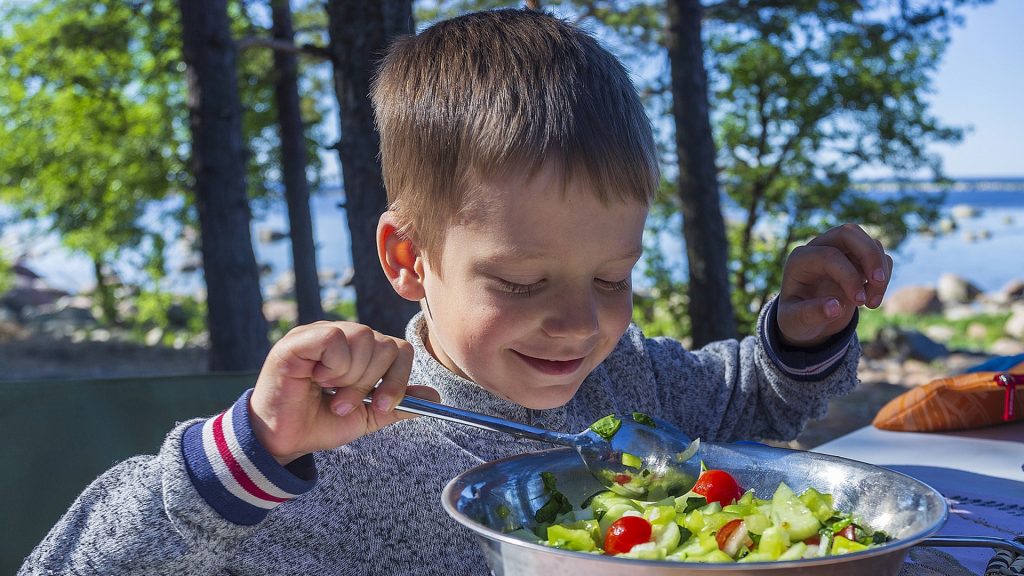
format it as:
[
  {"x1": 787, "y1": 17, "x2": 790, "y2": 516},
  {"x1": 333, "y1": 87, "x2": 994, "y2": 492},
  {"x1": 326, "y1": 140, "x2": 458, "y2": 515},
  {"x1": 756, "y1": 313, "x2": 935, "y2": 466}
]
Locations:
[{"x1": 2, "y1": 268, "x2": 1022, "y2": 448}]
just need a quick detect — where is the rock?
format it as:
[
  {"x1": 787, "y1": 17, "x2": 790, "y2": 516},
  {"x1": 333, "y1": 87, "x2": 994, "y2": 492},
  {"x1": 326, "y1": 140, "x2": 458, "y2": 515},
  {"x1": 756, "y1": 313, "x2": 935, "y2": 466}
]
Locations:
[
  {"x1": 999, "y1": 279, "x2": 1024, "y2": 303},
  {"x1": 884, "y1": 286, "x2": 942, "y2": 315},
  {"x1": 89, "y1": 329, "x2": 111, "y2": 342},
  {"x1": 872, "y1": 327, "x2": 948, "y2": 362},
  {"x1": 950, "y1": 204, "x2": 979, "y2": 219},
  {"x1": 936, "y1": 273, "x2": 981, "y2": 305},
  {"x1": 1004, "y1": 309, "x2": 1024, "y2": 340},
  {"x1": 263, "y1": 299, "x2": 297, "y2": 324},
  {"x1": 145, "y1": 327, "x2": 165, "y2": 347},
  {"x1": 966, "y1": 322, "x2": 989, "y2": 341},
  {"x1": 257, "y1": 228, "x2": 289, "y2": 243},
  {"x1": 990, "y1": 338, "x2": 1024, "y2": 356},
  {"x1": 943, "y1": 304, "x2": 979, "y2": 322},
  {"x1": 923, "y1": 325, "x2": 955, "y2": 343}
]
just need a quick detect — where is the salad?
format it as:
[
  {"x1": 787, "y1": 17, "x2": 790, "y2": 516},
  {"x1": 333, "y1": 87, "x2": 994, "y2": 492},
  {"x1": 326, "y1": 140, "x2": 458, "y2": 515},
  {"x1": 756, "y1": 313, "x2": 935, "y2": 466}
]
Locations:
[{"x1": 510, "y1": 465, "x2": 892, "y2": 563}]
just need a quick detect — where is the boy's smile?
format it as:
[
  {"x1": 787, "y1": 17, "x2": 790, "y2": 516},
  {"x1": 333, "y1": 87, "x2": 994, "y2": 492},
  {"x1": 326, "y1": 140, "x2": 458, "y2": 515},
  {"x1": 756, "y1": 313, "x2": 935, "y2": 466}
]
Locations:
[{"x1": 418, "y1": 162, "x2": 648, "y2": 409}]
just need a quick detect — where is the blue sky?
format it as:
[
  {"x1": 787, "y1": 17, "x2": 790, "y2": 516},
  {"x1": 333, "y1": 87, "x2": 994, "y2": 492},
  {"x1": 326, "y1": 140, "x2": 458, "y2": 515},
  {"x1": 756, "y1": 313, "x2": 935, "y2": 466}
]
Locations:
[{"x1": 927, "y1": 0, "x2": 1023, "y2": 178}]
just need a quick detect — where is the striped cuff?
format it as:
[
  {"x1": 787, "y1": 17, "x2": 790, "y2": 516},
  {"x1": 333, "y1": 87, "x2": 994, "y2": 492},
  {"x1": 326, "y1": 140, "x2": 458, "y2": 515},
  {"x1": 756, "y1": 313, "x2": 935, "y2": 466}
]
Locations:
[
  {"x1": 182, "y1": 389, "x2": 317, "y2": 525},
  {"x1": 761, "y1": 298, "x2": 858, "y2": 382}
]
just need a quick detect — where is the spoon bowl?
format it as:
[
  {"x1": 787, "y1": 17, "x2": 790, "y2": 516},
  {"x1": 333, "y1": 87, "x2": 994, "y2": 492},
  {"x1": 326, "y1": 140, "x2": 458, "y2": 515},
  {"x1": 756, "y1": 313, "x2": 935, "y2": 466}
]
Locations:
[{"x1": 365, "y1": 394, "x2": 700, "y2": 500}]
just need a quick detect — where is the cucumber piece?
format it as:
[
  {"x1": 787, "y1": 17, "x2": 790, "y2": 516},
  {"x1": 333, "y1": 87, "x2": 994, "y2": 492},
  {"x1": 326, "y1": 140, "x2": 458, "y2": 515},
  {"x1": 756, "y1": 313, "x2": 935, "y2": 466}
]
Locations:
[
  {"x1": 770, "y1": 482, "x2": 821, "y2": 541},
  {"x1": 798, "y1": 487, "x2": 835, "y2": 523},
  {"x1": 778, "y1": 542, "x2": 808, "y2": 561},
  {"x1": 758, "y1": 526, "x2": 790, "y2": 559}
]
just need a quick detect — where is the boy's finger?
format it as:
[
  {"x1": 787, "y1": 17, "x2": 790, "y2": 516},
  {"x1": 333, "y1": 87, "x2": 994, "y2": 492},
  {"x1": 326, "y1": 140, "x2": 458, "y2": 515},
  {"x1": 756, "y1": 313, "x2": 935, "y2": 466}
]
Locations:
[
  {"x1": 326, "y1": 336, "x2": 403, "y2": 415},
  {"x1": 368, "y1": 340, "x2": 414, "y2": 414},
  {"x1": 809, "y1": 224, "x2": 889, "y2": 290},
  {"x1": 787, "y1": 245, "x2": 867, "y2": 305},
  {"x1": 311, "y1": 323, "x2": 375, "y2": 385},
  {"x1": 785, "y1": 296, "x2": 847, "y2": 333}
]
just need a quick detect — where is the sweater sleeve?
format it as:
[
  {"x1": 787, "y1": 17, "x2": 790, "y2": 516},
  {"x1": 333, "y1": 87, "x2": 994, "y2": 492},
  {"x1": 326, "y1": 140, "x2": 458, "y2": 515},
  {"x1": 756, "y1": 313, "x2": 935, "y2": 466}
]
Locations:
[
  {"x1": 18, "y1": 390, "x2": 317, "y2": 575},
  {"x1": 645, "y1": 297, "x2": 861, "y2": 443}
]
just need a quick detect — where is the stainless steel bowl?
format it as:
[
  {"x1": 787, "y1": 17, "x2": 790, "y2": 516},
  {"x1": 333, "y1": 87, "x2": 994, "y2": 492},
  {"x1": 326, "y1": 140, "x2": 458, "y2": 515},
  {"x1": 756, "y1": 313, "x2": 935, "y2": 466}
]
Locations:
[{"x1": 442, "y1": 443, "x2": 948, "y2": 576}]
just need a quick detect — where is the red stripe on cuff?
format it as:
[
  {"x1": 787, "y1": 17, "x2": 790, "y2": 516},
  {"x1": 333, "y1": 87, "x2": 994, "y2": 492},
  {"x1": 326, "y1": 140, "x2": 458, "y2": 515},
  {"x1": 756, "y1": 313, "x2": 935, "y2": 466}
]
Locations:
[{"x1": 211, "y1": 412, "x2": 289, "y2": 504}]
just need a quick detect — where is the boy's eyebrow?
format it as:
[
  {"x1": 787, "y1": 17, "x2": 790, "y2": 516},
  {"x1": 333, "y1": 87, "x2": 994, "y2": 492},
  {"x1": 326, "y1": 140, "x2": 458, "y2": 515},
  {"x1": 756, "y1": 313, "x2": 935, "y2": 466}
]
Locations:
[{"x1": 479, "y1": 248, "x2": 644, "y2": 266}]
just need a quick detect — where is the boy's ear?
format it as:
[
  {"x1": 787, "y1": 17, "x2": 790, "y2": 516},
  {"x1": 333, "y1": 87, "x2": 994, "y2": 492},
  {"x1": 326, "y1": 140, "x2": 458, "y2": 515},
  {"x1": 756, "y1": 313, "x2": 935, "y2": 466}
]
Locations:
[{"x1": 377, "y1": 212, "x2": 426, "y2": 301}]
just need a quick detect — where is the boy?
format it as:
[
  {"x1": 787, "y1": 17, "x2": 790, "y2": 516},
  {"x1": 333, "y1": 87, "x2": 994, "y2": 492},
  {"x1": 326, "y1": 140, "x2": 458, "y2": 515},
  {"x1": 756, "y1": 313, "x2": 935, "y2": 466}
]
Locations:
[{"x1": 20, "y1": 9, "x2": 891, "y2": 576}]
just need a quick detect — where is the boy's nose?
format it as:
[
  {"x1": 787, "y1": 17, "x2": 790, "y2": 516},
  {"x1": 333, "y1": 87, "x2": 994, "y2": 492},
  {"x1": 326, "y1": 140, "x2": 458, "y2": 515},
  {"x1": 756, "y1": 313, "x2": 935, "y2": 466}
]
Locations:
[{"x1": 542, "y1": 290, "x2": 599, "y2": 340}]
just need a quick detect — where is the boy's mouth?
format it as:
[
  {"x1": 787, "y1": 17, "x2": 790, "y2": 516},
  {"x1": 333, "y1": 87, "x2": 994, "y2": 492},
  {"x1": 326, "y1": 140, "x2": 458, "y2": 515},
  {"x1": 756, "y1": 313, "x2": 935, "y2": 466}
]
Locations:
[{"x1": 512, "y1": 351, "x2": 585, "y2": 377}]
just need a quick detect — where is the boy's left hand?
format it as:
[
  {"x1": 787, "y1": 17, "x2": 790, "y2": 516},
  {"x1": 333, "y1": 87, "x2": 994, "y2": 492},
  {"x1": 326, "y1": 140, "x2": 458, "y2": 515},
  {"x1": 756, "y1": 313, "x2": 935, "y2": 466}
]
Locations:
[{"x1": 776, "y1": 223, "x2": 893, "y2": 347}]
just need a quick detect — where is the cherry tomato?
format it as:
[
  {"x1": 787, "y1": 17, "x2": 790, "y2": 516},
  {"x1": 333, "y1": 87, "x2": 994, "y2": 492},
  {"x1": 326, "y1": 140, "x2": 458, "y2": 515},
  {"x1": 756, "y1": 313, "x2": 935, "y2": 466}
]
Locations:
[
  {"x1": 603, "y1": 516, "x2": 652, "y2": 555},
  {"x1": 715, "y1": 519, "x2": 744, "y2": 550},
  {"x1": 839, "y1": 524, "x2": 857, "y2": 541},
  {"x1": 692, "y1": 469, "x2": 744, "y2": 506},
  {"x1": 613, "y1": 474, "x2": 631, "y2": 485}
]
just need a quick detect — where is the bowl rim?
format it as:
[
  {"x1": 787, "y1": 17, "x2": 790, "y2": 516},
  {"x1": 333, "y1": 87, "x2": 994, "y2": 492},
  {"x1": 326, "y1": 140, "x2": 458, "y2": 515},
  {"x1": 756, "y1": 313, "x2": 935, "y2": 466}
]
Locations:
[{"x1": 441, "y1": 444, "x2": 949, "y2": 570}]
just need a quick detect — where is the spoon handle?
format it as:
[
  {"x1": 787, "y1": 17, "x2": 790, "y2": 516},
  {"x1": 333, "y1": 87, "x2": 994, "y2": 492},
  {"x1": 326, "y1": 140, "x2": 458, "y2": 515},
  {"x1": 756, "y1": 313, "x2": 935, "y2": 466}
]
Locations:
[{"x1": 361, "y1": 394, "x2": 578, "y2": 447}]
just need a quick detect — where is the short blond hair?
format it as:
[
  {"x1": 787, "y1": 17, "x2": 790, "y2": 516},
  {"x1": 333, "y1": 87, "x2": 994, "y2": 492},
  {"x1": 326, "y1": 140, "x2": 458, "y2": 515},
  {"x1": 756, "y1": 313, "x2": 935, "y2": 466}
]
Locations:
[{"x1": 371, "y1": 9, "x2": 658, "y2": 259}]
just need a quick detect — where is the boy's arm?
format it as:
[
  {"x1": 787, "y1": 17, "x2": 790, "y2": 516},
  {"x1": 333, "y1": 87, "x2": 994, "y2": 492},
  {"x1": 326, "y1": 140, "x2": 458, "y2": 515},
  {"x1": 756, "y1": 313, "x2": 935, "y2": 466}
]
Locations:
[
  {"x1": 645, "y1": 296, "x2": 859, "y2": 443},
  {"x1": 19, "y1": 390, "x2": 316, "y2": 575}
]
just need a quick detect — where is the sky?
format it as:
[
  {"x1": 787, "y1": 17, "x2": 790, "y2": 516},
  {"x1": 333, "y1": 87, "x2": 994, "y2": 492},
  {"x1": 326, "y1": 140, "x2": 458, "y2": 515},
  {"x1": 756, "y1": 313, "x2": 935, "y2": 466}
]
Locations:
[{"x1": 926, "y1": 0, "x2": 1024, "y2": 178}]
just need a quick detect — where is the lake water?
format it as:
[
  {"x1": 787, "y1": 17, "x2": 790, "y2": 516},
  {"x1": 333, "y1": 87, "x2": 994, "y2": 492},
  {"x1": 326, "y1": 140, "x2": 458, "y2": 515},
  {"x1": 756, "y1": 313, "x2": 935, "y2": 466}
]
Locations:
[{"x1": 3, "y1": 186, "x2": 1023, "y2": 298}]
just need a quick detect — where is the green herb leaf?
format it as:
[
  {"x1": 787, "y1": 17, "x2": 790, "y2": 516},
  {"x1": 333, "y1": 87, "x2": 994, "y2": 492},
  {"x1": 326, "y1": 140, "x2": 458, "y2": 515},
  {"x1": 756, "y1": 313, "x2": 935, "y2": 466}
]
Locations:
[{"x1": 632, "y1": 412, "x2": 656, "y2": 427}]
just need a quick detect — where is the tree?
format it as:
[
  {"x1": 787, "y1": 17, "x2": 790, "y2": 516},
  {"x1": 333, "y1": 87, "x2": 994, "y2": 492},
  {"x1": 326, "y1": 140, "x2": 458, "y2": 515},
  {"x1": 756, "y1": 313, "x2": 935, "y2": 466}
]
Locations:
[
  {"x1": 666, "y1": 0, "x2": 736, "y2": 346},
  {"x1": 705, "y1": 0, "x2": 977, "y2": 329},
  {"x1": 0, "y1": 0, "x2": 187, "y2": 323},
  {"x1": 179, "y1": 0, "x2": 269, "y2": 370},
  {"x1": 325, "y1": 1, "x2": 420, "y2": 337},
  {"x1": 270, "y1": 0, "x2": 324, "y2": 324}
]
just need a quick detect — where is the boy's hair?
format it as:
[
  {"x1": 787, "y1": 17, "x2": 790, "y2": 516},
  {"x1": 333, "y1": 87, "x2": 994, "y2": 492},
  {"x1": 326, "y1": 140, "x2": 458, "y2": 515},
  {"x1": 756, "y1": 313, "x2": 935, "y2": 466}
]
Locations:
[{"x1": 371, "y1": 9, "x2": 659, "y2": 260}]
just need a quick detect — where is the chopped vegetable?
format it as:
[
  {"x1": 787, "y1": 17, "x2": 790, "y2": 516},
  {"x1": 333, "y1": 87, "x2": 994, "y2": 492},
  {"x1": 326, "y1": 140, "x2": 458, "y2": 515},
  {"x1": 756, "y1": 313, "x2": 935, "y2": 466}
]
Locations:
[
  {"x1": 632, "y1": 412, "x2": 656, "y2": 427},
  {"x1": 589, "y1": 414, "x2": 622, "y2": 441},
  {"x1": 522, "y1": 470, "x2": 893, "y2": 563}
]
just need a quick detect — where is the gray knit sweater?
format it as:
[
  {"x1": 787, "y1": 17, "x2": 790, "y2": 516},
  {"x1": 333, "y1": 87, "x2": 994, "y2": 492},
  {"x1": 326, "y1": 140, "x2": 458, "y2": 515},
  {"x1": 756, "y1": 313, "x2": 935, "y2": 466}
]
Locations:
[{"x1": 19, "y1": 302, "x2": 859, "y2": 575}]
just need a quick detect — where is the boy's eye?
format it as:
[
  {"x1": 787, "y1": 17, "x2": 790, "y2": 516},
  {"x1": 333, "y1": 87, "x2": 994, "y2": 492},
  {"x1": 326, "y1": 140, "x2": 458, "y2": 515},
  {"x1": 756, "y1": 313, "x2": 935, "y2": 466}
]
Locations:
[
  {"x1": 496, "y1": 279, "x2": 543, "y2": 296},
  {"x1": 597, "y1": 278, "x2": 631, "y2": 293}
]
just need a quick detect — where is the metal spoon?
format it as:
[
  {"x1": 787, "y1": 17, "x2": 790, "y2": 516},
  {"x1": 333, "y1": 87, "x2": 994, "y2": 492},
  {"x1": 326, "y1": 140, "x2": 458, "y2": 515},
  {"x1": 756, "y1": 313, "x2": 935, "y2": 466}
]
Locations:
[{"x1": 363, "y1": 394, "x2": 700, "y2": 500}]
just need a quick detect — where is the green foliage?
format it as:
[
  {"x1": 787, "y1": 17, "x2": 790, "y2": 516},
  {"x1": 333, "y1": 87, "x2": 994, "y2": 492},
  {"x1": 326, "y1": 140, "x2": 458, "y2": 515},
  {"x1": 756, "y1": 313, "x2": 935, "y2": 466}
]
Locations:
[
  {"x1": 563, "y1": 1, "x2": 979, "y2": 337},
  {"x1": 0, "y1": 251, "x2": 11, "y2": 295},
  {"x1": 706, "y1": 2, "x2": 979, "y2": 333},
  {"x1": 0, "y1": 0, "x2": 186, "y2": 279},
  {"x1": 128, "y1": 289, "x2": 207, "y2": 344},
  {"x1": 857, "y1": 308, "x2": 1012, "y2": 353}
]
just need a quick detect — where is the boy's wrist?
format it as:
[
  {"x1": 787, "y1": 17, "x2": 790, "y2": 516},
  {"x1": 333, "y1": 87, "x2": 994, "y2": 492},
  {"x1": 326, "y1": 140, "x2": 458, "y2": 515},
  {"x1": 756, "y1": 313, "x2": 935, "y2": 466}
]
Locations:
[
  {"x1": 762, "y1": 298, "x2": 858, "y2": 381},
  {"x1": 181, "y1": 389, "x2": 318, "y2": 525}
]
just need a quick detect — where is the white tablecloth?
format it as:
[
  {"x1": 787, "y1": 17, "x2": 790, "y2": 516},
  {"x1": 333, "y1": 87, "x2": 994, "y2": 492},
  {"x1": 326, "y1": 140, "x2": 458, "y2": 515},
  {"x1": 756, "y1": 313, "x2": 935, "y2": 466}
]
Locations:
[{"x1": 815, "y1": 422, "x2": 1024, "y2": 575}]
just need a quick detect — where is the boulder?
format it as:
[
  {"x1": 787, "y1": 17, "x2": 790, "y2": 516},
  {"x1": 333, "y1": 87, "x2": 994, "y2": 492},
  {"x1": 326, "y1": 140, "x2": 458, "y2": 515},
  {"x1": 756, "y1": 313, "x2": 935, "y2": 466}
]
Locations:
[
  {"x1": 999, "y1": 279, "x2": 1024, "y2": 303},
  {"x1": 936, "y1": 273, "x2": 981, "y2": 305},
  {"x1": 870, "y1": 327, "x2": 948, "y2": 363},
  {"x1": 1004, "y1": 308, "x2": 1024, "y2": 340},
  {"x1": 884, "y1": 286, "x2": 942, "y2": 316}
]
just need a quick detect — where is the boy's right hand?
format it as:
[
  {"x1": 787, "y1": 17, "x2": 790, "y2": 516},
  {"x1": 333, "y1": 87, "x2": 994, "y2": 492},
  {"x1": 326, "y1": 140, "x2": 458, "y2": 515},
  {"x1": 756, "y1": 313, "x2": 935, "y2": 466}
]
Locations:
[{"x1": 248, "y1": 321, "x2": 439, "y2": 465}]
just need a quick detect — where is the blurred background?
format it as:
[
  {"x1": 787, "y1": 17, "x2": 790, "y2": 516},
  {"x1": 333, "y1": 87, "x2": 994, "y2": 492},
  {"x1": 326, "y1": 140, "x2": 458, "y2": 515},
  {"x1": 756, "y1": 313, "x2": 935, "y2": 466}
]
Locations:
[{"x1": 0, "y1": 0, "x2": 1021, "y2": 431}]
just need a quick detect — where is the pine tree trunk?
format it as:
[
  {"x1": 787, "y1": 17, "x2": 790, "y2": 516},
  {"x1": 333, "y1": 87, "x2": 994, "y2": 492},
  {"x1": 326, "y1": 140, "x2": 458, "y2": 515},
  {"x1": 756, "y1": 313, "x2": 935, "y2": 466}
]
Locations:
[
  {"x1": 271, "y1": 0, "x2": 324, "y2": 325},
  {"x1": 666, "y1": 0, "x2": 737, "y2": 347},
  {"x1": 325, "y1": 0, "x2": 419, "y2": 337},
  {"x1": 179, "y1": 0, "x2": 269, "y2": 370}
]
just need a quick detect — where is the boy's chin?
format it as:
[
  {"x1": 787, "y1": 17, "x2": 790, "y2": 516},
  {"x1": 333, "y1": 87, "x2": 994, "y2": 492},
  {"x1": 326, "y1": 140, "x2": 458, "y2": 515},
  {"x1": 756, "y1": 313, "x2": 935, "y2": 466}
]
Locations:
[{"x1": 505, "y1": 381, "x2": 582, "y2": 411}]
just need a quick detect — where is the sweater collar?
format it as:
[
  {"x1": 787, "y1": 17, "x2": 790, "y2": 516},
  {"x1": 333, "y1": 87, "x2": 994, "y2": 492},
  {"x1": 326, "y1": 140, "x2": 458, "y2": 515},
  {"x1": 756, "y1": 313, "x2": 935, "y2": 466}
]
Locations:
[{"x1": 405, "y1": 312, "x2": 568, "y2": 435}]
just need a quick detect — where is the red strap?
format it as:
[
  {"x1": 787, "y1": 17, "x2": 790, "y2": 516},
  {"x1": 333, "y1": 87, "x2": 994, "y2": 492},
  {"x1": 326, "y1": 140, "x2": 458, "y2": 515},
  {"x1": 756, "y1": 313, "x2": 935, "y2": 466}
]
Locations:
[{"x1": 995, "y1": 373, "x2": 1023, "y2": 421}]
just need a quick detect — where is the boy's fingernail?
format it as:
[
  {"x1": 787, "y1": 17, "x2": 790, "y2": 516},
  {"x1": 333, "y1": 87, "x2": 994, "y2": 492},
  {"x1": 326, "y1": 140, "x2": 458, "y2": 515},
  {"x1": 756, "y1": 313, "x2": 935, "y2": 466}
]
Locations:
[
  {"x1": 825, "y1": 299, "x2": 841, "y2": 319},
  {"x1": 333, "y1": 403, "x2": 354, "y2": 417},
  {"x1": 855, "y1": 289, "x2": 866, "y2": 304},
  {"x1": 873, "y1": 268, "x2": 886, "y2": 282},
  {"x1": 870, "y1": 295, "x2": 883, "y2": 308},
  {"x1": 373, "y1": 396, "x2": 393, "y2": 413}
]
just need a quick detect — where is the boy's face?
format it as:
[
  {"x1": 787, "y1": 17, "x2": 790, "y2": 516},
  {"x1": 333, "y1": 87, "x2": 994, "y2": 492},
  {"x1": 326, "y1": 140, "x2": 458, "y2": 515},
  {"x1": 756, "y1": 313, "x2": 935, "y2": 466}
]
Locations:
[{"x1": 419, "y1": 163, "x2": 648, "y2": 410}]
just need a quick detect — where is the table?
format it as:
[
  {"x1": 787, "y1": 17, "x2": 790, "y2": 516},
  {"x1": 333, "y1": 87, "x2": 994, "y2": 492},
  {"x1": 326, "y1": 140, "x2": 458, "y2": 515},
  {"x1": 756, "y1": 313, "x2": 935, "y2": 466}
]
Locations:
[{"x1": 814, "y1": 421, "x2": 1024, "y2": 574}]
